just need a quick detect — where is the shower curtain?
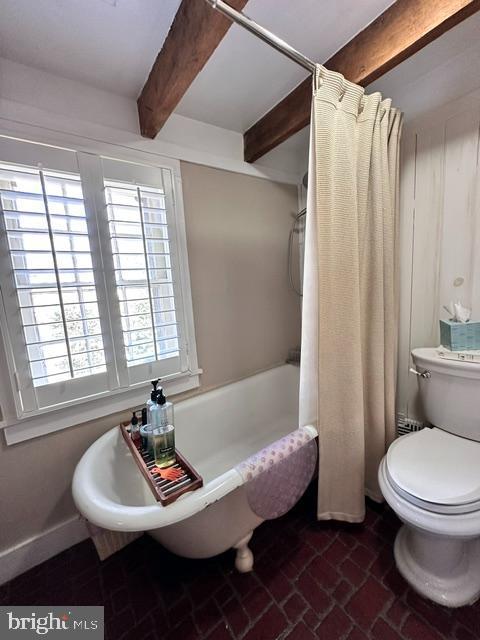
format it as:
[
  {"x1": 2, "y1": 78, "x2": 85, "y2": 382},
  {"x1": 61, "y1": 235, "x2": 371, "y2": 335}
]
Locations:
[{"x1": 300, "y1": 65, "x2": 403, "y2": 522}]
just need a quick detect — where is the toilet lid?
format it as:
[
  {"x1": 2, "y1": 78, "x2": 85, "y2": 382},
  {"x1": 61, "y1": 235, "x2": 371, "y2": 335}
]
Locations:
[{"x1": 386, "y1": 428, "x2": 480, "y2": 511}]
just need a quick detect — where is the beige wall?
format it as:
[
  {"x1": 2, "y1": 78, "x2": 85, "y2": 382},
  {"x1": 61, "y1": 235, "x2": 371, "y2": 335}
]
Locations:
[
  {"x1": 181, "y1": 162, "x2": 301, "y2": 389},
  {"x1": 0, "y1": 162, "x2": 301, "y2": 554}
]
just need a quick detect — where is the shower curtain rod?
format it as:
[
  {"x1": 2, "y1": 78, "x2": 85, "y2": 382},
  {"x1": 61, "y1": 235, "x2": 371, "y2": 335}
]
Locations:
[{"x1": 205, "y1": 0, "x2": 316, "y2": 74}]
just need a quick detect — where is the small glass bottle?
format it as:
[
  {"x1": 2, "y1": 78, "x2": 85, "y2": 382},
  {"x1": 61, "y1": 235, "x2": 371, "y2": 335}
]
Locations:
[
  {"x1": 130, "y1": 411, "x2": 141, "y2": 450},
  {"x1": 153, "y1": 424, "x2": 176, "y2": 468},
  {"x1": 140, "y1": 424, "x2": 153, "y2": 454}
]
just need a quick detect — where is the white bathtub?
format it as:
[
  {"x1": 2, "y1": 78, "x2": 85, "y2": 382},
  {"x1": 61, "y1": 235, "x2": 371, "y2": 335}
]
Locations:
[{"x1": 73, "y1": 364, "x2": 316, "y2": 571}]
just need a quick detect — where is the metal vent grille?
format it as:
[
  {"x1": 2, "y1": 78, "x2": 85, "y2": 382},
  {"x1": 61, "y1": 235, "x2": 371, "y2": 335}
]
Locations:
[{"x1": 397, "y1": 414, "x2": 426, "y2": 437}]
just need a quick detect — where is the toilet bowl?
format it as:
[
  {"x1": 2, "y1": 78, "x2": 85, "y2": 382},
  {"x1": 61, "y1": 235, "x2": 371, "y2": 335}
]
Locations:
[{"x1": 379, "y1": 347, "x2": 480, "y2": 607}]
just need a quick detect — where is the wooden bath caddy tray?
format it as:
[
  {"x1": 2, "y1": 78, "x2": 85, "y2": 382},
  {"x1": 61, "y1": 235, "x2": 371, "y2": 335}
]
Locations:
[{"x1": 119, "y1": 424, "x2": 203, "y2": 506}]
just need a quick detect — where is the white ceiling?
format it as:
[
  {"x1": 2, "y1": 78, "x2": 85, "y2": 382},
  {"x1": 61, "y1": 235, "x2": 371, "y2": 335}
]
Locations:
[
  {"x1": 369, "y1": 11, "x2": 480, "y2": 123},
  {"x1": 257, "y1": 11, "x2": 480, "y2": 174},
  {"x1": 0, "y1": 0, "x2": 182, "y2": 97},
  {"x1": 175, "y1": 0, "x2": 396, "y2": 132},
  {"x1": 0, "y1": 0, "x2": 394, "y2": 133},
  {"x1": 1, "y1": 0, "x2": 480, "y2": 170}
]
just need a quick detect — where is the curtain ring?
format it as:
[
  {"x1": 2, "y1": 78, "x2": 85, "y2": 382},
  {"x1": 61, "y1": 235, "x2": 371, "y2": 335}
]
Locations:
[{"x1": 315, "y1": 66, "x2": 324, "y2": 90}]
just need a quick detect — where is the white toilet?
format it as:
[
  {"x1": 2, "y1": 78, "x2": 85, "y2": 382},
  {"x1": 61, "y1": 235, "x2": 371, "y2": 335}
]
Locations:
[{"x1": 379, "y1": 347, "x2": 480, "y2": 608}]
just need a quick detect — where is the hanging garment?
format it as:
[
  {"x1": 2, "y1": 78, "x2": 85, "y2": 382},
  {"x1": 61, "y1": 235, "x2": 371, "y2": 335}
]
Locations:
[{"x1": 300, "y1": 65, "x2": 403, "y2": 522}]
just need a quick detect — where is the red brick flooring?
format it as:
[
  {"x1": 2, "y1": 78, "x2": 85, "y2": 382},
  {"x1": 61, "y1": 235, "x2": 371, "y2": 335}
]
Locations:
[{"x1": 2, "y1": 485, "x2": 480, "y2": 639}]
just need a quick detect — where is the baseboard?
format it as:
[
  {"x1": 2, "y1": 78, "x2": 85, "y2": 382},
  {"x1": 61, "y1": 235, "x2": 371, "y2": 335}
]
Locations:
[{"x1": 0, "y1": 515, "x2": 89, "y2": 586}]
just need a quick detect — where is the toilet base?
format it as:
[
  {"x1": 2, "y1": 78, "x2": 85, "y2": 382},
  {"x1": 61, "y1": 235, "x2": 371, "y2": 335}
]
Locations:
[{"x1": 394, "y1": 524, "x2": 480, "y2": 608}]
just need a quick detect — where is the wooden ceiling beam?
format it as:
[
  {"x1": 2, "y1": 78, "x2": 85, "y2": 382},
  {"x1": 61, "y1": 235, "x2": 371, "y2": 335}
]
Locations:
[
  {"x1": 244, "y1": 0, "x2": 480, "y2": 163},
  {"x1": 138, "y1": 0, "x2": 248, "y2": 139}
]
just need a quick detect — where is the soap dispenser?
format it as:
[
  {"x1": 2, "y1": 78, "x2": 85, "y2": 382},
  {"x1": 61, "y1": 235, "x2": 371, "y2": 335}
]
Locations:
[
  {"x1": 146, "y1": 379, "x2": 160, "y2": 426},
  {"x1": 156, "y1": 388, "x2": 174, "y2": 427},
  {"x1": 152, "y1": 424, "x2": 176, "y2": 468},
  {"x1": 152, "y1": 388, "x2": 176, "y2": 468},
  {"x1": 139, "y1": 380, "x2": 160, "y2": 455}
]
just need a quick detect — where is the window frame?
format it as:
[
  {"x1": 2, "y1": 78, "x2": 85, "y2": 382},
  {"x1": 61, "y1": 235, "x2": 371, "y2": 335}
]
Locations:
[{"x1": 0, "y1": 135, "x2": 200, "y2": 444}]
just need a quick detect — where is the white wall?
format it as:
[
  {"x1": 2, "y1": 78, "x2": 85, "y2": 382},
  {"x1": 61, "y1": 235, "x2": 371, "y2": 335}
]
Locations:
[
  {"x1": 397, "y1": 90, "x2": 480, "y2": 422},
  {"x1": 0, "y1": 58, "x2": 301, "y2": 184}
]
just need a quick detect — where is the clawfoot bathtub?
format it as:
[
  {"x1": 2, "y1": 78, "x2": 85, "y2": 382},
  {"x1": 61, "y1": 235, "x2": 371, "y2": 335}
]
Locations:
[{"x1": 73, "y1": 364, "x2": 317, "y2": 571}]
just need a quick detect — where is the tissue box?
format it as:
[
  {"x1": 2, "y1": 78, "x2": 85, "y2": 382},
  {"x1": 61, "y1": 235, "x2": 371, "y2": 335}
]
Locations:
[{"x1": 440, "y1": 319, "x2": 480, "y2": 351}]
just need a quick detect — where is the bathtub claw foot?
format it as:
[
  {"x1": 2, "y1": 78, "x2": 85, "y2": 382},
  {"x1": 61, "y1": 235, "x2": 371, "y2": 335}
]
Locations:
[{"x1": 234, "y1": 532, "x2": 254, "y2": 573}]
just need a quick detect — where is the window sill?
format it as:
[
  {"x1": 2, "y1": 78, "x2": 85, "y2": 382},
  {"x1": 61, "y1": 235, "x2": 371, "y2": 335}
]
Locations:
[{"x1": 2, "y1": 370, "x2": 201, "y2": 445}]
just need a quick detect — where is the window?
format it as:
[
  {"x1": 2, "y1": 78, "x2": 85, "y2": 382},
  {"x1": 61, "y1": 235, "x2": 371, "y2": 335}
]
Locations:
[{"x1": 0, "y1": 137, "x2": 198, "y2": 426}]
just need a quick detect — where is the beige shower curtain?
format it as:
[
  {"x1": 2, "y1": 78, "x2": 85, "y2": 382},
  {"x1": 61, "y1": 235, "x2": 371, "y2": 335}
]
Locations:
[{"x1": 299, "y1": 65, "x2": 403, "y2": 522}]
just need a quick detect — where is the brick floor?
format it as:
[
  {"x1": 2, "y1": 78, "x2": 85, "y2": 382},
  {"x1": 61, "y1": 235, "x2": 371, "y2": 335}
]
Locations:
[{"x1": 2, "y1": 484, "x2": 480, "y2": 639}]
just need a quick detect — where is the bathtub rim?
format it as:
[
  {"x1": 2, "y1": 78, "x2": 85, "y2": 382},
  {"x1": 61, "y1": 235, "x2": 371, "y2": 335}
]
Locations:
[
  {"x1": 73, "y1": 423, "x2": 318, "y2": 532},
  {"x1": 73, "y1": 425, "x2": 241, "y2": 531}
]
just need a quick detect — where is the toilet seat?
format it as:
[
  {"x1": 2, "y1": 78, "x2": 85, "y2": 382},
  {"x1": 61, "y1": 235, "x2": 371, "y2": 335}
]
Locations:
[{"x1": 385, "y1": 428, "x2": 480, "y2": 515}]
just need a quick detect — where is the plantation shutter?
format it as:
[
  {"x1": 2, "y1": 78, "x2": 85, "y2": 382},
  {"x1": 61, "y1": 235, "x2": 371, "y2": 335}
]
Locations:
[
  {"x1": 0, "y1": 137, "x2": 196, "y2": 422},
  {"x1": 0, "y1": 139, "x2": 113, "y2": 414},
  {"x1": 98, "y1": 158, "x2": 186, "y2": 386}
]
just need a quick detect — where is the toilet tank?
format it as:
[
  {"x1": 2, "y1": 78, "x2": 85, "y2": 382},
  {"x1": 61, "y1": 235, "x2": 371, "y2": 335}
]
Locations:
[{"x1": 412, "y1": 348, "x2": 480, "y2": 441}]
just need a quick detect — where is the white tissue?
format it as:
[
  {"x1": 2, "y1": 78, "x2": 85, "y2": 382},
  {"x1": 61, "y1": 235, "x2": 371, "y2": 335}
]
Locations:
[
  {"x1": 443, "y1": 301, "x2": 471, "y2": 323},
  {"x1": 454, "y1": 302, "x2": 471, "y2": 323}
]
